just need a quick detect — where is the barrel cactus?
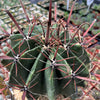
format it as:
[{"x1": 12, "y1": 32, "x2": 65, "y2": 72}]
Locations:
[{"x1": 1, "y1": 0, "x2": 91, "y2": 100}]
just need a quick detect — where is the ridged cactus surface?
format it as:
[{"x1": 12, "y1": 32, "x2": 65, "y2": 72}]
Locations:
[
  {"x1": 2, "y1": 23, "x2": 90, "y2": 100},
  {"x1": 1, "y1": 0, "x2": 90, "y2": 100}
]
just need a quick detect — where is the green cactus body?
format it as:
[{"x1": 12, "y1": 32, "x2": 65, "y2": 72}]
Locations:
[
  {"x1": 1, "y1": 23, "x2": 90, "y2": 100},
  {"x1": 1, "y1": 1, "x2": 90, "y2": 99}
]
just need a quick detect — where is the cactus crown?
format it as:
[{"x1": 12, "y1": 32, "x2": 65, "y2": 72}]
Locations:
[{"x1": 1, "y1": 0, "x2": 91, "y2": 100}]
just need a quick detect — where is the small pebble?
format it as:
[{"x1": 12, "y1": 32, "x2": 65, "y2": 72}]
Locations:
[
  {"x1": 3, "y1": 46, "x2": 9, "y2": 52},
  {"x1": 1, "y1": 42, "x2": 6, "y2": 47},
  {"x1": 0, "y1": 53, "x2": 5, "y2": 56},
  {"x1": 7, "y1": 39, "x2": 11, "y2": 44}
]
